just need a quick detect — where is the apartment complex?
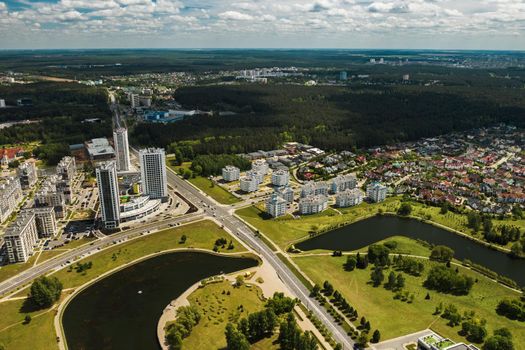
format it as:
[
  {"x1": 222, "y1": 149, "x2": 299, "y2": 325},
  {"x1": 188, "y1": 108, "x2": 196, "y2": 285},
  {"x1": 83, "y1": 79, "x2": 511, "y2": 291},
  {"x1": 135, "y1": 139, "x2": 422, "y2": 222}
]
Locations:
[
  {"x1": 4, "y1": 212, "x2": 38, "y2": 263},
  {"x1": 139, "y1": 148, "x2": 168, "y2": 201},
  {"x1": 301, "y1": 181, "x2": 329, "y2": 198},
  {"x1": 266, "y1": 193, "x2": 288, "y2": 218},
  {"x1": 96, "y1": 161, "x2": 121, "y2": 229},
  {"x1": 35, "y1": 175, "x2": 66, "y2": 218},
  {"x1": 17, "y1": 161, "x2": 38, "y2": 189},
  {"x1": 274, "y1": 186, "x2": 294, "y2": 203},
  {"x1": 113, "y1": 127, "x2": 131, "y2": 172},
  {"x1": 0, "y1": 177, "x2": 23, "y2": 222},
  {"x1": 299, "y1": 195, "x2": 328, "y2": 215},
  {"x1": 367, "y1": 182, "x2": 388, "y2": 203},
  {"x1": 30, "y1": 207, "x2": 57, "y2": 238},
  {"x1": 252, "y1": 159, "x2": 269, "y2": 175},
  {"x1": 240, "y1": 176, "x2": 259, "y2": 193},
  {"x1": 336, "y1": 188, "x2": 364, "y2": 208},
  {"x1": 271, "y1": 169, "x2": 290, "y2": 187},
  {"x1": 330, "y1": 174, "x2": 357, "y2": 193},
  {"x1": 222, "y1": 166, "x2": 240, "y2": 182}
]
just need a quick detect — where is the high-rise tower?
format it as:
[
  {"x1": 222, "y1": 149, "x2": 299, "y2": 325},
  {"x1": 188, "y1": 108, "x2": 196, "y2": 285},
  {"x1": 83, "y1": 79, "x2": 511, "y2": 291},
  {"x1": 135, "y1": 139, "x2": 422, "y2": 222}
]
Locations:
[
  {"x1": 139, "y1": 148, "x2": 168, "y2": 201},
  {"x1": 113, "y1": 127, "x2": 131, "y2": 172},
  {"x1": 96, "y1": 161, "x2": 120, "y2": 229}
]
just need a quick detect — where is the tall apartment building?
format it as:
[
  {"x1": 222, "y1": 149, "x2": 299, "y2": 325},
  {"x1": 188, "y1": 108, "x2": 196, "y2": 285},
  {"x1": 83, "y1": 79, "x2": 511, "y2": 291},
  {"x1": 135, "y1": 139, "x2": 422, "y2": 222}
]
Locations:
[
  {"x1": 0, "y1": 177, "x2": 23, "y2": 222},
  {"x1": 240, "y1": 176, "x2": 259, "y2": 193},
  {"x1": 28, "y1": 207, "x2": 57, "y2": 238},
  {"x1": 129, "y1": 93, "x2": 140, "y2": 109},
  {"x1": 96, "y1": 161, "x2": 121, "y2": 229},
  {"x1": 113, "y1": 127, "x2": 131, "y2": 172},
  {"x1": 17, "y1": 161, "x2": 38, "y2": 189},
  {"x1": 299, "y1": 195, "x2": 328, "y2": 215},
  {"x1": 222, "y1": 166, "x2": 240, "y2": 182},
  {"x1": 246, "y1": 170, "x2": 264, "y2": 184},
  {"x1": 274, "y1": 186, "x2": 294, "y2": 203},
  {"x1": 367, "y1": 182, "x2": 388, "y2": 203},
  {"x1": 301, "y1": 181, "x2": 329, "y2": 198},
  {"x1": 336, "y1": 188, "x2": 364, "y2": 208},
  {"x1": 252, "y1": 159, "x2": 269, "y2": 175},
  {"x1": 35, "y1": 175, "x2": 66, "y2": 218},
  {"x1": 331, "y1": 174, "x2": 357, "y2": 194},
  {"x1": 271, "y1": 169, "x2": 290, "y2": 187},
  {"x1": 139, "y1": 148, "x2": 168, "y2": 201},
  {"x1": 4, "y1": 212, "x2": 38, "y2": 263},
  {"x1": 266, "y1": 193, "x2": 288, "y2": 218},
  {"x1": 56, "y1": 156, "x2": 77, "y2": 203}
]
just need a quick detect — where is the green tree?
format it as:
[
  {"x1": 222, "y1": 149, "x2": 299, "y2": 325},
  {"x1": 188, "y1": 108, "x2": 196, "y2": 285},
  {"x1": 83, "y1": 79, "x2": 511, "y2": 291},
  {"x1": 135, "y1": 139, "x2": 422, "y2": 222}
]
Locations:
[
  {"x1": 370, "y1": 267, "x2": 384, "y2": 287},
  {"x1": 225, "y1": 323, "x2": 250, "y2": 350},
  {"x1": 29, "y1": 276, "x2": 63, "y2": 308},
  {"x1": 430, "y1": 245, "x2": 455, "y2": 262},
  {"x1": 483, "y1": 328, "x2": 514, "y2": 350},
  {"x1": 372, "y1": 329, "x2": 381, "y2": 343},
  {"x1": 397, "y1": 203, "x2": 412, "y2": 216},
  {"x1": 344, "y1": 255, "x2": 357, "y2": 271}
]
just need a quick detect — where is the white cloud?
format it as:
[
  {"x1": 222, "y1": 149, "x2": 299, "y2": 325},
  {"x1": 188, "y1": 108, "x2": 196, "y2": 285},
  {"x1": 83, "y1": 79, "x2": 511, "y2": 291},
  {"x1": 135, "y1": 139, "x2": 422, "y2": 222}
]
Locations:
[{"x1": 218, "y1": 11, "x2": 253, "y2": 20}]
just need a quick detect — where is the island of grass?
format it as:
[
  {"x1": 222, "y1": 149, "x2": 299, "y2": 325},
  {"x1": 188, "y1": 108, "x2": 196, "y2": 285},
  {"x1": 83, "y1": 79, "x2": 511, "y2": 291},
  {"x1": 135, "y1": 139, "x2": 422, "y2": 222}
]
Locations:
[
  {"x1": 0, "y1": 220, "x2": 247, "y2": 349},
  {"x1": 166, "y1": 160, "x2": 240, "y2": 205},
  {"x1": 291, "y1": 237, "x2": 525, "y2": 348}
]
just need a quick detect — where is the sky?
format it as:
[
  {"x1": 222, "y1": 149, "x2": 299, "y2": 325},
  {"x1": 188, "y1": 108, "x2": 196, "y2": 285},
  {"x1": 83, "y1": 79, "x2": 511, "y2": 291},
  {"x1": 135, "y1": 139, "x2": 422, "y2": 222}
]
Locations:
[{"x1": 0, "y1": 0, "x2": 524, "y2": 50}]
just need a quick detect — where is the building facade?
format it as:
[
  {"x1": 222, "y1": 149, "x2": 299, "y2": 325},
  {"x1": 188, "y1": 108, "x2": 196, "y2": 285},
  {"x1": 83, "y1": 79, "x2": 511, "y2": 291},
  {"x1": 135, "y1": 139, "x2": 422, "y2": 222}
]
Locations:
[
  {"x1": 252, "y1": 159, "x2": 269, "y2": 175},
  {"x1": 222, "y1": 166, "x2": 240, "y2": 182},
  {"x1": 18, "y1": 161, "x2": 38, "y2": 189},
  {"x1": 271, "y1": 169, "x2": 290, "y2": 187},
  {"x1": 240, "y1": 176, "x2": 259, "y2": 193},
  {"x1": 367, "y1": 182, "x2": 388, "y2": 203},
  {"x1": 301, "y1": 181, "x2": 329, "y2": 198},
  {"x1": 4, "y1": 212, "x2": 38, "y2": 263},
  {"x1": 330, "y1": 174, "x2": 357, "y2": 193},
  {"x1": 336, "y1": 188, "x2": 364, "y2": 208},
  {"x1": 0, "y1": 177, "x2": 23, "y2": 223},
  {"x1": 274, "y1": 186, "x2": 294, "y2": 203},
  {"x1": 96, "y1": 161, "x2": 121, "y2": 229},
  {"x1": 35, "y1": 176, "x2": 66, "y2": 219},
  {"x1": 113, "y1": 127, "x2": 132, "y2": 172},
  {"x1": 30, "y1": 207, "x2": 57, "y2": 238},
  {"x1": 266, "y1": 193, "x2": 288, "y2": 218},
  {"x1": 299, "y1": 195, "x2": 328, "y2": 215},
  {"x1": 139, "y1": 148, "x2": 168, "y2": 201}
]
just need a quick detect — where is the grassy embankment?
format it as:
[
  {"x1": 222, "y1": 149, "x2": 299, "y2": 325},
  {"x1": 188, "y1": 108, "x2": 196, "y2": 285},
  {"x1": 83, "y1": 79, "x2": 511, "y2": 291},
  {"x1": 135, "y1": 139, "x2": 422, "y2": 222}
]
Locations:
[
  {"x1": 292, "y1": 237, "x2": 524, "y2": 348},
  {"x1": 180, "y1": 280, "x2": 278, "y2": 349},
  {"x1": 0, "y1": 220, "x2": 247, "y2": 350},
  {"x1": 167, "y1": 160, "x2": 240, "y2": 205}
]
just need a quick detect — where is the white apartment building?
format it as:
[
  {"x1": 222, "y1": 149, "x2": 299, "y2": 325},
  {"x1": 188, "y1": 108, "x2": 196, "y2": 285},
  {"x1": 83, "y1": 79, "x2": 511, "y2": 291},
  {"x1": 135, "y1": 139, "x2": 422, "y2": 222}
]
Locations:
[
  {"x1": 336, "y1": 188, "x2": 364, "y2": 208},
  {"x1": 301, "y1": 181, "x2": 329, "y2": 198},
  {"x1": 367, "y1": 182, "x2": 388, "y2": 203},
  {"x1": 30, "y1": 207, "x2": 57, "y2": 237},
  {"x1": 222, "y1": 165, "x2": 240, "y2": 182},
  {"x1": 271, "y1": 169, "x2": 290, "y2": 187},
  {"x1": 113, "y1": 127, "x2": 131, "y2": 172},
  {"x1": 129, "y1": 93, "x2": 140, "y2": 109},
  {"x1": 274, "y1": 186, "x2": 294, "y2": 203},
  {"x1": 56, "y1": 156, "x2": 77, "y2": 204},
  {"x1": 240, "y1": 176, "x2": 259, "y2": 193},
  {"x1": 252, "y1": 159, "x2": 269, "y2": 175},
  {"x1": 96, "y1": 161, "x2": 121, "y2": 229},
  {"x1": 18, "y1": 161, "x2": 38, "y2": 189},
  {"x1": 246, "y1": 170, "x2": 264, "y2": 184},
  {"x1": 35, "y1": 176, "x2": 66, "y2": 219},
  {"x1": 4, "y1": 212, "x2": 38, "y2": 263},
  {"x1": 331, "y1": 174, "x2": 357, "y2": 193},
  {"x1": 0, "y1": 177, "x2": 23, "y2": 223},
  {"x1": 266, "y1": 193, "x2": 288, "y2": 218},
  {"x1": 299, "y1": 195, "x2": 328, "y2": 215},
  {"x1": 139, "y1": 148, "x2": 168, "y2": 201}
]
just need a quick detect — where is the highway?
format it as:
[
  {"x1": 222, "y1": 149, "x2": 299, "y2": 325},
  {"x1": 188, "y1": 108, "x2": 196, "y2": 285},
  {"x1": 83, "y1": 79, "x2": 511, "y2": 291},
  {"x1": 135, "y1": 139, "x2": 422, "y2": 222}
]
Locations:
[{"x1": 162, "y1": 161, "x2": 355, "y2": 349}]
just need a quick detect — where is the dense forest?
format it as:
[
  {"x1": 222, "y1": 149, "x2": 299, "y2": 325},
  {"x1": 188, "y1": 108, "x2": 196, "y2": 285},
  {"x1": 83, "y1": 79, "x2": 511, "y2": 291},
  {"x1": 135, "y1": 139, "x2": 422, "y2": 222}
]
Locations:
[
  {"x1": 0, "y1": 82, "x2": 111, "y2": 163},
  {"x1": 132, "y1": 84, "x2": 525, "y2": 154}
]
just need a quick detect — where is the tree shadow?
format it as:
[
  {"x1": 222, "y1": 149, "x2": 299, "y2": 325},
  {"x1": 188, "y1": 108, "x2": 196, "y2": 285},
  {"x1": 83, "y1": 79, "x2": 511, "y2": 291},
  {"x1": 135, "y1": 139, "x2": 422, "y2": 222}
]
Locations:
[{"x1": 19, "y1": 297, "x2": 46, "y2": 313}]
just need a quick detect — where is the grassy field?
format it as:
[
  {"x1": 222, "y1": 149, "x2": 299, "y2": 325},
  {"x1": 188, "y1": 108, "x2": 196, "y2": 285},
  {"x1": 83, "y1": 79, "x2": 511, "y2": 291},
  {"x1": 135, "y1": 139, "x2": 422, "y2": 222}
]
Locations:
[
  {"x1": 293, "y1": 254, "x2": 524, "y2": 348},
  {"x1": 53, "y1": 220, "x2": 246, "y2": 289},
  {"x1": 181, "y1": 280, "x2": 277, "y2": 349},
  {"x1": 167, "y1": 160, "x2": 240, "y2": 205}
]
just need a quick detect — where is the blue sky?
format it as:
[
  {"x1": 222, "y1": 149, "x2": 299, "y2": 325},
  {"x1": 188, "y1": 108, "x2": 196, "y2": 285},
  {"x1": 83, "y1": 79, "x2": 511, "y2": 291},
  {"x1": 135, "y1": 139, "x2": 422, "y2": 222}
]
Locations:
[{"x1": 0, "y1": 0, "x2": 524, "y2": 49}]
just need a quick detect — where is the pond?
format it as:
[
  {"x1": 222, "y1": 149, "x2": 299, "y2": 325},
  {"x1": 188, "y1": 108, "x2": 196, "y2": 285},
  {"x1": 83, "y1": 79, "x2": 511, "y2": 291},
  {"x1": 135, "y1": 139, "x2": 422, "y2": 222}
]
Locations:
[
  {"x1": 296, "y1": 215, "x2": 525, "y2": 286},
  {"x1": 62, "y1": 251, "x2": 258, "y2": 350}
]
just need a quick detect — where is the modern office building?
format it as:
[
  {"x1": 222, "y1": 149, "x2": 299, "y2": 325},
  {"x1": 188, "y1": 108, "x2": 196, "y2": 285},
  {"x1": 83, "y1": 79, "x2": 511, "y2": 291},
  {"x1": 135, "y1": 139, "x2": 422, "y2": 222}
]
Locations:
[
  {"x1": 331, "y1": 174, "x2": 357, "y2": 193},
  {"x1": 299, "y1": 195, "x2": 328, "y2": 215},
  {"x1": 0, "y1": 99, "x2": 5, "y2": 108},
  {"x1": 18, "y1": 161, "x2": 38, "y2": 189},
  {"x1": 139, "y1": 148, "x2": 168, "y2": 201},
  {"x1": 85, "y1": 138, "x2": 115, "y2": 161},
  {"x1": 240, "y1": 176, "x2": 259, "y2": 193},
  {"x1": 222, "y1": 166, "x2": 240, "y2": 182},
  {"x1": 4, "y1": 212, "x2": 38, "y2": 263},
  {"x1": 266, "y1": 193, "x2": 288, "y2": 218},
  {"x1": 96, "y1": 161, "x2": 121, "y2": 229},
  {"x1": 24, "y1": 207, "x2": 57, "y2": 238},
  {"x1": 336, "y1": 188, "x2": 364, "y2": 208},
  {"x1": 271, "y1": 169, "x2": 290, "y2": 187},
  {"x1": 367, "y1": 182, "x2": 388, "y2": 203},
  {"x1": 0, "y1": 177, "x2": 23, "y2": 222},
  {"x1": 274, "y1": 186, "x2": 294, "y2": 203},
  {"x1": 301, "y1": 181, "x2": 329, "y2": 198},
  {"x1": 113, "y1": 127, "x2": 132, "y2": 172}
]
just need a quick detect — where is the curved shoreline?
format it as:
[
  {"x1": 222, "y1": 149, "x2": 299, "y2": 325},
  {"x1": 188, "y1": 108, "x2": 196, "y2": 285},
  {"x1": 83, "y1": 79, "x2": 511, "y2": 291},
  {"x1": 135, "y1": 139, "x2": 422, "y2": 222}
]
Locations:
[{"x1": 55, "y1": 248, "x2": 259, "y2": 350}]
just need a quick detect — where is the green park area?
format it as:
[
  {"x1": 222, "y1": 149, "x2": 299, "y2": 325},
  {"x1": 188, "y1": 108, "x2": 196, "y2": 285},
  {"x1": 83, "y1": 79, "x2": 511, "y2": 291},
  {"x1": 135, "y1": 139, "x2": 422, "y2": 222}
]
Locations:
[
  {"x1": 167, "y1": 160, "x2": 240, "y2": 205},
  {"x1": 291, "y1": 237, "x2": 524, "y2": 348},
  {"x1": 180, "y1": 280, "x2": 277, "y2": 349}
]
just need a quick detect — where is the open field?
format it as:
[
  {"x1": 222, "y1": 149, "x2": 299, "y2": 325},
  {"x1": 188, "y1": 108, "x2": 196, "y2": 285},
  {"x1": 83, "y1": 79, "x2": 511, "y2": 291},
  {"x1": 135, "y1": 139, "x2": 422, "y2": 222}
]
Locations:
[
  {"x1": 293, "y1": 254, "x2": 524, "y2": 348},
  {"x1": 167, "y1": 160, "x2": 241, "y2": 205},
  {"x1": 181, "y1": 280, "x2": 276, "y2": 349},
  {"x1": 53, "y1": 220, "x2": 246, "y2": 289}
]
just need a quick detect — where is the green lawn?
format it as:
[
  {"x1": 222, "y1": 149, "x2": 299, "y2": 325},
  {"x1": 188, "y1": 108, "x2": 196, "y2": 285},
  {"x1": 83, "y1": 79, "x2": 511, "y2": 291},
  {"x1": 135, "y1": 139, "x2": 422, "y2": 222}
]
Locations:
[
  {"x1": 0, "y1": 297, "x2": 61, "y2": 350},
  {"x1": 53, "y1": 220, "x2": 247, "y2": 289},
  {"x1": 167, "y1": 160, "x2": 240, "y2": 205},
  {"x1": 181, "y1": 280, "x2": 273, "y2": 349},
  {"x1": 293, "y1": 255, "x2": 524, "y2": 348}
]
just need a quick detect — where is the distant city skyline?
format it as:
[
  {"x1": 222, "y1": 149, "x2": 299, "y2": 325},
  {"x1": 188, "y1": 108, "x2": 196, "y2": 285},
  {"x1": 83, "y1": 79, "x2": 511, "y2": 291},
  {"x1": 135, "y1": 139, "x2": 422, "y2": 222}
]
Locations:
[{"x1": 0, "y1": 0, "x2": 524, "y2": 50}]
